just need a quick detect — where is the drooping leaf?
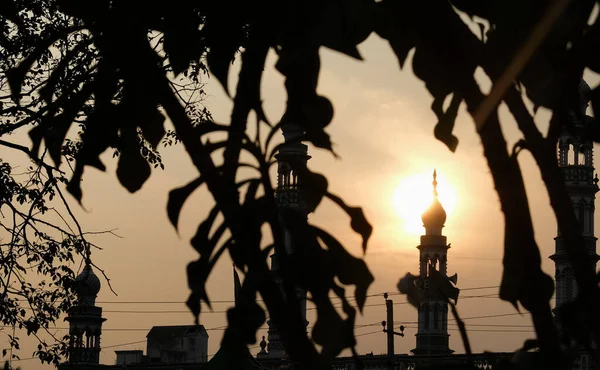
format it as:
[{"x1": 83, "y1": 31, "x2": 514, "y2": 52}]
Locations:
[
  {"x1": 397, "y1": 272, "x2": 424, "y2": 308},
  {"x1": 373, "y1": 0, "x2": 416, "y2": 69},
  {"x1": 292, "y1": 166, "x2": 328, "y2": 213},
  {"x1": 186, "y1": 258, "x2": 212, "y2": 324},
  {"x1": 313, "y1": 226, "x2": 374, "y2": 313},
  {"x1": 139, "y1": 109, "x2": 166, "y2": 149},
  {"x1": 226, "y1": 270, "x2": 265, "y2": 345},
  {"x1": 191, "y1": 206, "x2": 220, "y2": 256},
  {"x1": 432, "y1": 93, "x2": 461, "y2": 152},
  {"x1": 186, "y1": 292, "x2": 202, "y2": 325},
  {"x1": 116, "y1": 134, "x2": 151, "y2": 193},
  {"x1": 303, "y1": 95, "x2": 334, "y2": 130},
  {"x1": 311, "y1": 0, "x2": 367, "y2": 60},
  {"x1": 312, "y1": 300, "x2": 355, "y2": 358},
  {"x1": 235, "y1": 32, "x2": 271, "y2": 124},
  {"x1": 326, "y1": 192, "x2": 372, "y2": 253},
  {"x1": 167, "y1": 176, "x2": 205, "y2": 229},
  {"x1": 427, "y1": 264, "x2": 460, "y2": 302}
]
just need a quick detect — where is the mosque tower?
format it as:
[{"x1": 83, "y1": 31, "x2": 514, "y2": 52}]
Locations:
[
  {"x1": 65, "y1": 263, "x2": 106, "y2": 364},
  {"x1": 411, "y1": 170, "x2": 456, "y2": 356},
  {"x1": 260, "y1": 122, "x2": 310, "y2": 359},
  {"x1": 551, "y1": 80, "x2": 600, "y2": 309}
]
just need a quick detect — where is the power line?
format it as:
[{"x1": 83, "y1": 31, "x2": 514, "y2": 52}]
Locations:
[
  {"x1": 89, "y1": 294, "x2": 500, "y2": 315},
  {"x1": 102, "y1": 340, "x2": 147, "y2": 350},
  {"x1": 354, "y1": 330, "x2": 384, "y2": 338},
  {"x1": 398, "y1": 312, "x2": 524, "y2": 325},
  {"x1": 401, "y1": 326, "x2": 533, "y2": 333},
  {"x1": 88, "y1": 286, "x2": 500, "y2": 305}
]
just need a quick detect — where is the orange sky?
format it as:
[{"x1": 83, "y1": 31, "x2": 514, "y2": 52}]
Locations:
[{"x1": 7, "y1": 33, "x2": 600, "y2": 370}]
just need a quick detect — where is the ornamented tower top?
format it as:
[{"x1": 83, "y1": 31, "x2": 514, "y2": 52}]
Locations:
[
  {"x1": 411, "y1": 170, "x2": 457, "y2": 356},
  {"x1": 260, "y1": 122, "x2": 310, "y2": 359},
  {"x1": 551, "y1": 80, "x2": 600, "y2": 309},
  {"x1": 65, "y1": 263, "x2": 106, "y2": 365}
]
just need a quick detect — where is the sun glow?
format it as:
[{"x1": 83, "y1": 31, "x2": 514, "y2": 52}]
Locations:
[{"x1": 393, "y1": 171, "x2": 457, "y2": 235}]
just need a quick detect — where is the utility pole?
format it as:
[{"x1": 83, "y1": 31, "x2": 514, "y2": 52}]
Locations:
[{"x1": 382, "y1": 293, "x2": 405, "y2": 370}]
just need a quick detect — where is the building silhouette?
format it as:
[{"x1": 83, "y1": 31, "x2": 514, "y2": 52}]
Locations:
[
  {"x1": 411, "y1": 170, "x2": 457, "y2": 356},
  {"x1": 552, "y1": 80, "x2": 600, "y2": 309},
  {"x1": 60, "y1": 83, "x2": 600, "y2": 370},
  {"x1": 65, "y1": 263, "x2": 106, "y2": 365},
  {"x1": 259, "y1": 122, "x2": 310, "y2": 359}
]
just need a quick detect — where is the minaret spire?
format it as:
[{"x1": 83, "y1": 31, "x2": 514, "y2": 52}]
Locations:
[
  {"x1": 412, "y1": 170, "x2": 456, "y2": 356},
  {"x1": 432, "y1": 169, "x2": 438, "y2": 198}
]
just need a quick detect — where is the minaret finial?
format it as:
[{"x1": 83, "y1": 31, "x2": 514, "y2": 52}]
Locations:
[{"x1": 432, "y1": 169, "x2": 438, "y2": 198}]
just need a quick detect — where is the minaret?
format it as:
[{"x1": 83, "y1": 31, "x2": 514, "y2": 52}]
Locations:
[
  {"x1": 411, "y1": 170, "x2": 456, "y2": 356},
  {"x1": 65, "y1": 263, "x2": 106, "y2": 364},
  {"x1": 260, "y1": 122, "x2": 310, "y2": 359},
  {"x1": 551, "y1": 80, "x2": 600, "y2": 309}
]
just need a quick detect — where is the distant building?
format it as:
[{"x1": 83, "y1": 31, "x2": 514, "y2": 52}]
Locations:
[
  {"x1": 114, "y1": 350, "x2": 144, "y2": 366},
  {"x1": 146, "y1": 325, "x2": 209, "y2": 364}
]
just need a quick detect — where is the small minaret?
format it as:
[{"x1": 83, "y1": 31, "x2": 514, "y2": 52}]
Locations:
[
  {"x1": 260, "y1": 123, "x2": 310, "y2": 359},
  {"x1": 411, "y1": 170, "x2": 456, "y2": 356},
  {"x1": 551, "y1": 80, "x2": 600, "y2": 309},
  {"x1": 65, "y1": 263, "x2": 106, "y2": 364}
]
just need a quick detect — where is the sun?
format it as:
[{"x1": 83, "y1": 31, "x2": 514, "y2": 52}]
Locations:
[{"x1": 393, "y1": 171, "x2": 457, "y2": 235}]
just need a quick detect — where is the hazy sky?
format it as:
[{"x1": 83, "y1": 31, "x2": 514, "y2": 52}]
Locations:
[{"x1": 8, "y1": 33, "x2": 600, "y2": 370}]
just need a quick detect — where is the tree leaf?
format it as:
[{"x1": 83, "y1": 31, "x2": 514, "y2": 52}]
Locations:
[
  {"x1": 313, "y1": 226, "x2": 373, "y2": 313},
  {"x1": 396, "y1": 272, "x2": 424, "y2": 308},
  {"x1": 373, "y1": 1, "x2": 416, "y2": 69},
  {"x1": 432, "y1": 93, "x2": 461, "y2": 152},
  {"x1": 163, "y1": 11, "x2": 204, "y2": 76},
  {"x1": 325, "y1": 192, "x2": 372, "y2": 254},
  {"x1": 167, "y1": 176, "x2": 205, "y2": 229},
  {"x1": 205, "y1": 18, "x2": 242, "y2": 97},
  {"x1": 116, "y1": 138, "x2": 151, "y2": 193},
  {"x1": 303, "y1": 95, "x2": 334, "y2": 130},
  {"x1": 186, "y1": 258, "x2": 212, "y2": 324},
  {"x1": 428, "y1": 263, "x2": 460, "y2": 302},
  {"x1": 288, "y1": 165, "x2": 328, "y2": 213},
  {"x1": 43, "y1": 83, "x2": 94, "y2": 166},
  {"x1": 0, "y1": 0, "x2": 21, "y2": 25},
  {"x1": 191, "y1": 206, "x2": 220, "y2": 256},
  {"x1": 311, "y1": 300, "x2": 355, "y2": 358},
  {"x1": 226, "y1": 270, "x2": 265, "y2": 345},
  {"x1": 139, "y1": 109, "x2": 166, "y2": 149},
  {"x1": 7, "y1": 26, "x2": 82, "y2": 101}
]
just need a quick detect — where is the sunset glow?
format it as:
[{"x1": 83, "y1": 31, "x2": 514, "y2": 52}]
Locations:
[{"x1": 393, "y1": 171, "x2": 457, "y2": 235}]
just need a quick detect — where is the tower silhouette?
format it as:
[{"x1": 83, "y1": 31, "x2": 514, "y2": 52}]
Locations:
[
  {"x1": 411, "y1": 170, "x2": 457, "y2": 356},
  {"x1": 261, "y1": 122, "x2": 310, "y2": 359},
  {"x1": 551, "y1": 80, "x2": 600, "y2": 309},
  {"x1": 65, "y1": 263, "x2": 106, "y2": 364}
]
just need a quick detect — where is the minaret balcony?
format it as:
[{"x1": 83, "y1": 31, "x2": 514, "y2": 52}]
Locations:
[
  {"x1": 561, "y1": 166, "x2": 596, "y2": 186},
  {"x1": 275, "y1": 187, "x2": 306, "y2": 209}
]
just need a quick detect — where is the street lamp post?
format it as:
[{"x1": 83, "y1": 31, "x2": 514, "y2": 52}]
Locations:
[{"x1": 382, "y1": 293, "x2": 405, "y2": 370}]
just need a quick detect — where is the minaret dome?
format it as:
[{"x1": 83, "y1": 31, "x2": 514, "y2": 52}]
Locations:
[{"x1": 421, "y1": 170, "x2": 447, "y2": 232}]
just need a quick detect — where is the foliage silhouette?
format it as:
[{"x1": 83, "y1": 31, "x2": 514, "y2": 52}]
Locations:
[{"x1": 3, "y1": 0, "x2": 600, "y2": 369}]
